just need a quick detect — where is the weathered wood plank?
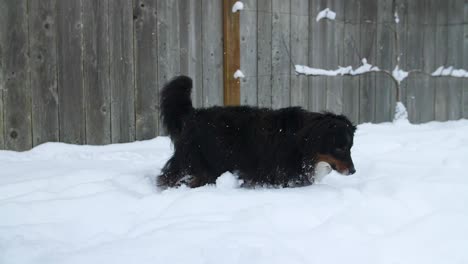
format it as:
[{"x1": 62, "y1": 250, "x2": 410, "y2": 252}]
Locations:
[
  {"x1": 202, "y1": 0, "x2": 223, "y2": 107},
  {"x1": 394, "y1": 0, "x2": 408, "y2": 112},
  {"x1": 0, "y1": 91, "x2": 3, "y2": 148},
  {"x1": 29, "y1": 0, "x2": 59, "y2": 146},
  {"x1": 158, "y1": 0, "x2": 181, "y2": 135},
  {"x1": 446, "y1": 0, "x2": 464, "y2": 120},
  {"x1": 464, "y1": 0, "x2": 468, "y2": 118},
  {"x1": 240, "y1": 0, "x2": 258, "y2": 106},
  {"x1": 434, "y1": 0, "x2": 449, "y2": 121},
  {"x1": 309, "y1": 0, "x2": 327, "y2": 112},
  {"x1": 158, "y1": 0, "x2": 181, "y2": 87},
  {"x1": 82, "y1": 0, "x2": 111, "y2": 145},
  {"x1": 109, "y1": 0, "x2": 135, "y2": 142},
  {"x1": 375, "y1": 0, "x2": 395, "y2": 123},
  {"x1": 342, "y1": 0, "x2": 361, "y2": 124},
  {"x1": 271, "y1": 0, "x2": 290, "y2": 109},
  {"x1": 0, "y1": 0, "x2": 31, "y2": 151},
  {"x1": 257, "y1": 0, "x2": 272, "y2": 107},
  {"x1": 57, "y1": 0, "x2": 85, "y2": 144},
  {"x1": 420, "y1": 0, "x2": 437, "y2": 123},
  {"x1": 359, "y1": 0, "x2": 378, "y2": 123},
  {"x1": 134, "y1": 0, "x2": 158, "y2": 140},
  {"x1": 0, "y1": 60, "x2": 3, "y2": 148},
  {"x1": 405, "y1": 0, "x2": 425, "y2": 123},
  {"x1": 0, "y1": 3, "x2": 6, "y2": 148},
  {"x1": 325, "y1": 0, "x2": 344, "y2": 114},
  {"x1": 179, "y1": 0, "x2": 203, "y2": 108},
  {"x1": 290, "y1": 0, "x2": 308, "y2": 109},
  {"x1": 223, "y1": 0, "x2": 241, "y2": 106}
]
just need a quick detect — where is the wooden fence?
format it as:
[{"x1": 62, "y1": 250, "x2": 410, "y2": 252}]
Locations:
[
  {"x1": 240, "y1": 0, "x2": 468, "y2": 124},
  {"x1": 0, "y1": 0, "x2": 467, "y2": 151},
  {"x1": 0, "y1": 0, "x2": 223, "y2": 151}
]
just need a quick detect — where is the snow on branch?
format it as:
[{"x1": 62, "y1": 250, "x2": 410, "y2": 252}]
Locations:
[
  {"x1": 392, "y1": 65, "x2": 408, "y2": 84},
  {"x1": 431, "y1": 66, "x2": 468, "y2": 78},
  {"x1": 295, "y1": 59, "x2": 379, "y2": 76},
  {"x1": 316, "y1": 8, "x2": 336, "y2": 22},
  {"x1": 394, "y1": 11, "x2": 400, "y2": 24}
]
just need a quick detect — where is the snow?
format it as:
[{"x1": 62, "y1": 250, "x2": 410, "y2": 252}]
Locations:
[
  {"x1": 313, "y1": 161, "x2": 332, "y2": 183},
  {"x1": 295, "y1": 58, "x2": 379, "y2": 76},
  {"x1": 352, "y1": 58, "x2": 380, "y2": 74},
  {"x1": 392, "y1": 65, "x2": 409, "y2": 83},
  {"x1": 316, "y1": 8, "x2": 336, "y2": 21},
  {"x1": 394, "y1": 11, "x2": 400, "y2": 24},
  {"x1": 231, "y1": 1, "x2": 244, "y2": 13},
  {"x1": 432, "y1": 66, "x2": 468, "y2": 78},
  {"x1": 2, "y1": 120, "x2": 468, "y2": 264},
  {"x1": 215, "y1": 171, "x2": 243, "y2": 190},
  {"x1": 233, "y1": 69, "x2": 245, "y2": 79},
  {"x1": 393, "y1": 101, "x2": 409, "y2": 123}
]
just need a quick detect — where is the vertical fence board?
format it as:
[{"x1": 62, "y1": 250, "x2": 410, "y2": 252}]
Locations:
[
  {"x1": 434, "y1": 1, "x2": 449, "y2": 121},
  {"x1": 0, "y1": 33, "x2": 3, "y2": 148},
  {"x1": 134, "y1": 0, "x2": 158, "y2": 140},
  {"x1": 325, "y1": 0, "x2": 344, "y2": 114},
  {"x1": 271, "y1": 0, "x2": 291, "y2": 108},
  {"x1": 309, "y1": 0, "x2": 328, "y2": 112},
  {"x1": 446, "y1": 0, "x2": 464, "y2": 120},
  {"x1": 109, "y1": 0, "x2": 135, "y2": 142},
  {"x1": 29, "y1": 0, "x2": 59, "y2": 146},
  {"x1": 359, "y1": 0, "x2": 377, "y2": 123},
  {"x1": 202, "y1": 0, "x2": 223, "y2": 107},
  {"x1": 240, "y1": 0, "x2": 258, "y2": 106},
  {"x1": 83, "y1": 0, "x2": 110, "y2": 145},
  {"x1": 57, "y1": 0, "x2": 85, "y2": 144},
  {"x1": 421, "y1": 0, "x2": 437, "y2": 123},
  {"x1": 180, "y1": 0, "x2": 203, "y2": 108},
  {"x1": 375, "y1": 0, "x2": 395, "y2": 123},
  {"x1": 157, "y1": 0, "x2": 180, "y2": 87},
  {"x1": 406, "y1": 0, "x2": 425, "y2": 123},
  {"x1": 290, "y1": 0, "x2": 309, "y2": 109},
  {"x1": 342, "y1": 0, "x2": 360, "y2": 124},
  {"x1": 394, "y1": 0, "x2": 408, "y2": 108},
  {"x1": 257, "y1": 0, "x2": 272, "y2": 107},
  {"x1": 464, "y1": 0, "x2": 468, "y2": 118},
  {"x1": 223, "y1": 0, "x2": 241, "y2": 106},
  {"x1": 158, "y1": 0, "x2": 181, "y2": 134},
  {"x1": 1, "y1": 0, "x2": 31, "y2": 151}
]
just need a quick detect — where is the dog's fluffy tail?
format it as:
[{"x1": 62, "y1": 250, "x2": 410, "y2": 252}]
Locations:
[{"x1": 160, "y1": 75, "x2": 194, "y2": 142}]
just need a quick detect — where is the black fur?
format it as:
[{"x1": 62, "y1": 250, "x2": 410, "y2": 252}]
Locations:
[{"x1": 158, "y1": 76, "x2": 356, "y2": 188}]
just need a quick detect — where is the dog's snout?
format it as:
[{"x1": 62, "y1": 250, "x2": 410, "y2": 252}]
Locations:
[{"x1": 349, "y1": 167, "x2": 356, "y2": 175}]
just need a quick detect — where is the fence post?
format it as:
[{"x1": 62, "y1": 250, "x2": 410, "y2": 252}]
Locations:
[{"x1": 223, "y1": 0, "x2": 241, "y2": 105}]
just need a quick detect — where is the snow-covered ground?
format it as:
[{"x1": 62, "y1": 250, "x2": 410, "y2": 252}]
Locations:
[{"x1": 1, "y1": 120, "x2": 468, "y2": 264}]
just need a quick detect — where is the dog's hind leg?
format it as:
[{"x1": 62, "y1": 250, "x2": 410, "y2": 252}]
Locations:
[{"x1": 157, "y1": 156, "x2": 187, "y2": 188}]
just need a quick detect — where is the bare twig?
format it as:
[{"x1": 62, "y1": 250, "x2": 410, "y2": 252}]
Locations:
[{"x1": 281, "y1": 34, "x2": 296, "y2": 73}]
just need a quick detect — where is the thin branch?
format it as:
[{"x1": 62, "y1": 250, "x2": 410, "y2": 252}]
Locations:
[{"x1": 281, "y1": 33, "x2": 296, "y2": 72}]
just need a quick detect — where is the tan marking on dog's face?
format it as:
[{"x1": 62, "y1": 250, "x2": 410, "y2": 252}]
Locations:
[{"x1": 316, "y1": 154, "x2": 352, "y2": 175}]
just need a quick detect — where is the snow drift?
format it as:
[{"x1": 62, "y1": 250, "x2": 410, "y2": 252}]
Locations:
[{"x1": 1, "y1": 120, "x2": 468, "y2": 264}]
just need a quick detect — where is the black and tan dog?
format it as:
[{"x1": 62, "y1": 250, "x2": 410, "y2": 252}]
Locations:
[{"x1": 158, "y1": 76, "x2": 356, "y2": 188}]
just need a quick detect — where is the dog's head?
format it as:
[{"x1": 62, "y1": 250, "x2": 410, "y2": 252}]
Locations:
[{"x1": 300, "y1": 113, "x2": 356, "y2": 176}]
